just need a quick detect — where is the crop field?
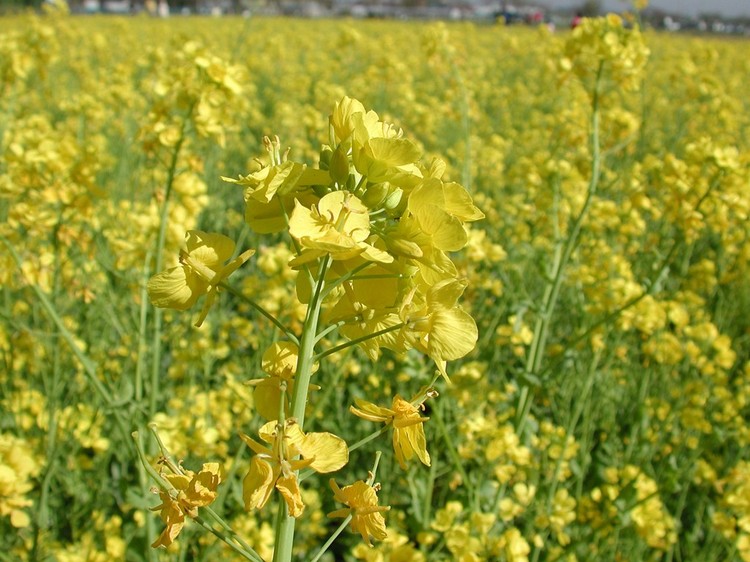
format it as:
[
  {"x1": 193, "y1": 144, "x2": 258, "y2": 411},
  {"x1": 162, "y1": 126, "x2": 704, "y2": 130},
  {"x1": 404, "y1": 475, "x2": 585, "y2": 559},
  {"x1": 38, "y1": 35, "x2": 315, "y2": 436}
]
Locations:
[{"x1": 1, "y1": 7, "x2": 750, "y2": 562}]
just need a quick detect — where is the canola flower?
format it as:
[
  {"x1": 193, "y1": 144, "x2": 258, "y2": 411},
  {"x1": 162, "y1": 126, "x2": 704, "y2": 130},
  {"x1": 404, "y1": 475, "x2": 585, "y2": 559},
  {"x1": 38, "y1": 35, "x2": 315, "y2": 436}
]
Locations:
[
  {"x1": 147, "y1": 230, "x2": 254, "y2": 326},
  {"x1": 328, "y1": 479, "x2": 390, "y2": 547},
  {"x1": 350, "y1": 394, "x2": 432, "y2": 469},
  {"x1": 151, "y1": 462, "x2": 222, "y2": 548},
  {"x1": 241, "y1": 419, "x2": 348, "y2": 518}
]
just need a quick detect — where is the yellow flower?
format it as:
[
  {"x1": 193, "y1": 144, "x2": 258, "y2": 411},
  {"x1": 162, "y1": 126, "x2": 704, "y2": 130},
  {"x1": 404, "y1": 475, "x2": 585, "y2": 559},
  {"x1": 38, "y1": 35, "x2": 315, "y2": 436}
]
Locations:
[
  {"x1": 147, "y1": 230, "x2": 254, "y2": 326},
  {"x1": 288, "y1": 190, "x2": 392, "y2": 267},
  {"x1": 241, "y1": 419, "x2": 348, "y2": 518},
  {"x1": 223, "y1": 159, "x2": 330, "y2": 234},
  {"x1": 407, "y1": 177, "x2": 485, "y2": 253},
  {"x1": 401, "y1": 278, "x2": 479, "y2": 376},
  {"x1": 350, "y1": 395, "x2": 431, "y2": 469},
  {"x1": 151, "y1": 462, "x2": 222, "y2": 548},
  {"x1": 328, "y1": 479, "x2": 390, "y2": 546},
  {"x1": 249, "y1": 341, "x2": 319, "y2": 420}
]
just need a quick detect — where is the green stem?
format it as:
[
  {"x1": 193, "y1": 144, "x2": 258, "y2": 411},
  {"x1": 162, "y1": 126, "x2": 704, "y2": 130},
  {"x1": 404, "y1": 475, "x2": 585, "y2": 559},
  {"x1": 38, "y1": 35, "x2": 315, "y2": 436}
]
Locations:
[
  {"x1": 193, "y1": 516, "x2": 263, "y2": 562},
  {"x1": 315, "y1": 322, "x2": 405, "y2": 362},
  {"x1": 150, "y1": 127, "x2": 187, "y2": 420},
  {"x1": 219, "y1": 281, "x2": 299, "y2": 345},
  {"x1": 272, "y1": 256, "x2": 332, "y2": 562},
  {"x1": 135, "y1": 252, "x2": 153, "y2": 403},
  {"x1": 515, "y1": 62, "x2": 604, "y2": 435}
]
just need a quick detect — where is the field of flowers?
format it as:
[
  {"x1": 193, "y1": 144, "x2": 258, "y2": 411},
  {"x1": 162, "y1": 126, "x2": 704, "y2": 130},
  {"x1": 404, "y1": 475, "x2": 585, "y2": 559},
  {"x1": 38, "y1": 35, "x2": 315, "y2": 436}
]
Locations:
[{"x1": 1, "y1": 6, "x2": 750, "y2": 562}]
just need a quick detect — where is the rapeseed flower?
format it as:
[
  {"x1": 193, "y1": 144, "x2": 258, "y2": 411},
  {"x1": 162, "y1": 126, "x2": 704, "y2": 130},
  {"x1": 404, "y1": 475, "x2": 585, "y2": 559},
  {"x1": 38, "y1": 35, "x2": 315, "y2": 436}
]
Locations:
[
  {"x1": 147, "y1": 230, "x2": 254, "y2": 326},
  {"x1": 151, "y1": 462, "x2": 222, "y2": 548},
  {"x1": 288, "y1": 190, "x2": 392, "y2": 266},
  {"x1": 350, "y1": 395, "x2": 430, "y2": 469},
  {"x1": 241, "y1": 419, "x2": 347, "y2": 518},
  {"x1": 328, "y1": 479, "x2": 390, "y2": 546}
]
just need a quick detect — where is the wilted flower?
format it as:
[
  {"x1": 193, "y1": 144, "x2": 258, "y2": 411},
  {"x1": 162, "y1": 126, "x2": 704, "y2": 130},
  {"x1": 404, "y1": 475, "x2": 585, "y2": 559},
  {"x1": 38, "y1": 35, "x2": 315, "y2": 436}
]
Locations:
[
  {"x1": 328, "y1": 479, "x2": 390, "y2": 546},
  {"x1": 350, "y1": 394, "x2": 432, "y2": 469},
  {"x1": 151, "y1": 462, "x2": 222, "y2": 548}
]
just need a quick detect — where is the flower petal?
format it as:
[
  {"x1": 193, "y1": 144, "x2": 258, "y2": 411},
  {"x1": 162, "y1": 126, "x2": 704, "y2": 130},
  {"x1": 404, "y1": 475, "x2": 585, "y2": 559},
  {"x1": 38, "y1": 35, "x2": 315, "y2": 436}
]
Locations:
[
  {"x1": 242, "y1": 457, "x2": 276, "y2": 511},
  {"x1": 276, "y1": 474, "x2": 305, "y2": 518},
  {"x1": 299, "y1": 431, "x2": 349, "y2": 473},
  {"x1": 147, "y1": 266, "x2": 204, "y2": 310}
]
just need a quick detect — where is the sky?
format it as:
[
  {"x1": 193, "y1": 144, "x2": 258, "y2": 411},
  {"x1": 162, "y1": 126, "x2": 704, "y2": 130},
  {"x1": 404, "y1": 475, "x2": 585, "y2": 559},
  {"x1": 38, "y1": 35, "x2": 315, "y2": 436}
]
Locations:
[{"x1": 542, "y1": 0, "x2": 750, "y2": 18}]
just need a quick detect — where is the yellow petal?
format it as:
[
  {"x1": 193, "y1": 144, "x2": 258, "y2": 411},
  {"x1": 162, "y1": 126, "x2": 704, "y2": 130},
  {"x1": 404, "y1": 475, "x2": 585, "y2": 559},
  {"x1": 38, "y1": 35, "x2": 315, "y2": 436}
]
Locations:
[
  {"x1": 262, "y1": 342, "x2": 299, "y2": 378},
  {"x1": 151, "y1": 519, "x2": 184, "y2": 549},
  {"x1": 428, "y1": 278, "x2": 468, "y2": 309},
  {"x1": 363, "y1": 137, "x2": 421, "y2": 168},
  {"x1": 165, "y1": 473, "x2": 191, "y2": 491},
  {"x1": 147, "y1": 266, "x2": 205, "y2": 310},
  {"x1": 428, "y1": 307, "x2": 478, "y2": 361},
  {"x1": 350, "y1": 399, "x2": 393, "y2": 423},
  {"x1": 299, "y1": 431, "x2": 349, "y2": 473},
  {"x1": 257, "y1": 421, "x2": 279, "y2": 444},
  {"x1": 358, "y1": 243, "x2": 394, "y2": 264},
  {"x1": 416, "y1": 204, "x2": 467, "y2": 252},
  {"x1": 242, "y1": 457, "x2": 276, "y2": 511},
  {"x1": 186, "y1": 463, "x2": 221, "y2": 507},
  {"x1": 185, "y1": 230, "x2": 235, "y2": 269},
  {"x1": 404, "y1": 424, "x2": 430, "y2": 467},
  {"x1": 330, "y1": 96, "x2": 367, "y2": 142},
  {"x1": 276, "y1": 474, "x2": 305, "y2": 518},
  {"x1": 239, "y1": 433, "x2": 272, "y2": 456},
  {"x1": 392, "y1": 428, "x2": 409, "y2": 470},
  {"x1": 289, "y1": 199, "x2": 327, "y2": 241},
  {"x1": 244, "y1": 197, "x2": 292, "y2": 234},
  {"x1": 252, "y1": 378, "x2": 285, "y2": 421},
  {"x1": 443, "y1": 182, "x2": 485, "y2": 222}
]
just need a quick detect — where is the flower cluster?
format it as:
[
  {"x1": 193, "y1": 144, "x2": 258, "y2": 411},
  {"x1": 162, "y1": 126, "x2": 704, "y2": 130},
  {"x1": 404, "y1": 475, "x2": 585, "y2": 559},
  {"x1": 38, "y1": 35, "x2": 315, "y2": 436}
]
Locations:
[
  {"x1": 225, "y1": 97, "x2": 483, "y2": 374},
  {"x1": 562, "y1": 13, "x2": 650, "y2": 93}
]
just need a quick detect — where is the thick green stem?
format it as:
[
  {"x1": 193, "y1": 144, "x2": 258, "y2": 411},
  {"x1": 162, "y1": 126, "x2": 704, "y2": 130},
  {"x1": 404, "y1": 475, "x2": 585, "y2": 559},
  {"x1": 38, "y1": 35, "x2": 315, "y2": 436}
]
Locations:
[{"x1": 272, "y1": 256, "x2": 331, "y2": 562}]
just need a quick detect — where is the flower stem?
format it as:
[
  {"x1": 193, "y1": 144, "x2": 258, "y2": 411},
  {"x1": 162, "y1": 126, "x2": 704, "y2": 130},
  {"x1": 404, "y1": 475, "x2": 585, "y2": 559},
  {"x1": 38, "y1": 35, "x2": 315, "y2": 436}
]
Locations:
[
  {"x1": 515, "y1": 62, "x2": 604, "y2": 435},
  {"x1": 272, "y1": 256, "x2": 331, "y2": 562},
  {"x1": 220, "y1": 281, "x2": 299, "y2": 345},
  {"x1": 150, "y1": 126, "x2": 186, "y2": 420},
  {"x1": 315, "y1": 322, "x2": 405, "y2": 362}
]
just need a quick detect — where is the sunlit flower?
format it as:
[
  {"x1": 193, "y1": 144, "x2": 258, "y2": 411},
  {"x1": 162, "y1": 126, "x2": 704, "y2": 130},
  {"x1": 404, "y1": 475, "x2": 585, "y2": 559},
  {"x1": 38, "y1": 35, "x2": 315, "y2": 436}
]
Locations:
[{"x1": 147, "y1": 230, "x2": 254, "y2": 326}]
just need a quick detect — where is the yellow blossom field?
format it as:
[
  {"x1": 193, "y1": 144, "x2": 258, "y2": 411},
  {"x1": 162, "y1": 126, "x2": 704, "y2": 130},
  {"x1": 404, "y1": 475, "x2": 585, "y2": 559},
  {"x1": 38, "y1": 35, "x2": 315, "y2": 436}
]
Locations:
[{"x1": 1, "y1": 7, "x2": 750, "y2": 562}]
